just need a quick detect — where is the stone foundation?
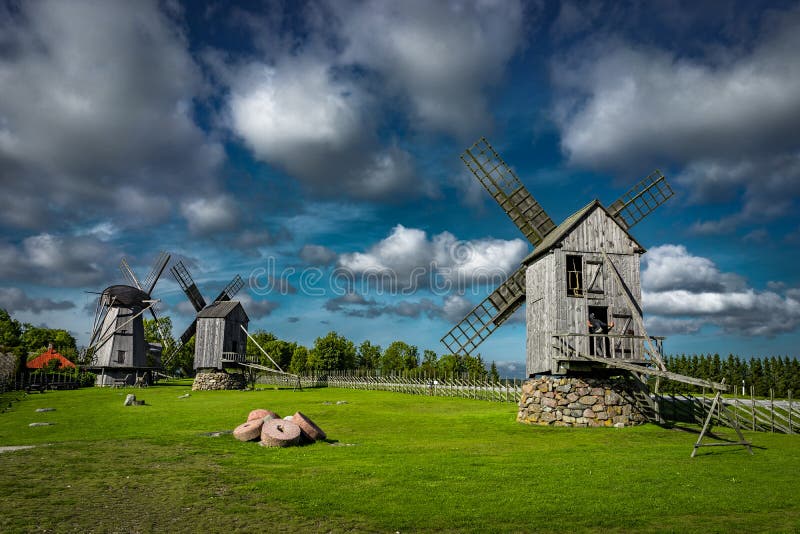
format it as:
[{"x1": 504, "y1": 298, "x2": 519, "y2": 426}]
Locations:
[
  {"x1": 192, "y1": 371, "x2": 246, "y2": 391},
  {"x1": 517, "y1": 375, "x2": 647, "y2": 427}
]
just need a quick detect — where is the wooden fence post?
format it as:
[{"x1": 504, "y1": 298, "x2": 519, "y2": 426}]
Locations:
[
  {"x1": 770, "y1": 388, "x2": 775, "y2": 433},
  {"x1": 751, "y1": 385, "x2": 756, "y2": 431},
  {"x1": 789, "y1": 390, "x2": 793, "y2": 434}
]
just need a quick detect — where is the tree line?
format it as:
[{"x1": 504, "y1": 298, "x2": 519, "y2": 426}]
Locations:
[
  {"x1": 241, "y1": 330, "x2": 500, "y2": 381},
  {"x1": 0, "y1": 308, "x2": 78, "y2": 372},
  {"x1": 661, "y1": 353, "x2": 800, "y2": 397},
  {"x1": 3, "y1": 307, "x2": 800, "y2": 393}
]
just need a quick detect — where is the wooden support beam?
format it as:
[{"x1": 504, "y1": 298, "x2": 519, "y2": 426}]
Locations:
[
  {"x1": 569, "y1": 350, "x2": 729, "y2": 391},
  {"x1": 601, "y1": 250, "x2": 666, "y2": 371},
  {"x1": 691, "y1": 384, "x2": 753, "y2": 457}
]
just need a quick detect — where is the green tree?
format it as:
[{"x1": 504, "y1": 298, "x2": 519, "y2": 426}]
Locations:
[
  {"x1": 143, "y1": 316, "x2": 173, "y2": 344},
  {"x1": 307, "y1": 331, "x2": 356, "y2": 371},
  {"x1": 420, "y1": 349, "x2": 438, "y2": 375},
  {"x1": 356, "y1": 340, "x2": 381, "y2": 370},
  {"x1": 263, "y1": 339, "x2": 296, "y2": 371},
  {"x1": 381, "y1": 341, "x2": 418, "y2": 373},
  {"x1": 489, "y1": 361, "x2": 500, "y2": 382},
  {"x1": 20, "y1": 325, "x2": 76, "y2": 354},
  {"x1": 289, "y1": 345, "x2": 309, "y2": 375},
  {"x1": 165, "y1": 337, "x2": 195, "y2": 377},
  {"x1": 0, "y1": 308, "x2": 22, "y2": 349},
  {"x1": 437, "y1": 354, "x2": 464, "y2": 378},
  {"x1": 246, "y1": 330, "x2": 277, "y2": 359},
  {"x1": 463, "y1": 354, "x2": 487, "y2": 380}
]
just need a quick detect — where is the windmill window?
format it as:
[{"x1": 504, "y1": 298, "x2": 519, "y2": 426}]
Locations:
[
  {"x1": 116, "y1": 350, "x2": 125, "y2": 363},
  {"x1": 566, "y1": 255, "x2": 583, "y2": 297}
]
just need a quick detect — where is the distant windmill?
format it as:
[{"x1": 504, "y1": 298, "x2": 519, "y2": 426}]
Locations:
[
  {"x1": 440, "y1": 137, "x2": 674, "y2": 376},
  {"x1": 87, "y1": 252, "x2": 171, "y2": 386},
  {"x1": 168, "y1": 260, "x2": 245, "y2": 371}
]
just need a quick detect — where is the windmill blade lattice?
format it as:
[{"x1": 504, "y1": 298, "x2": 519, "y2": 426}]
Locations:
[
  {"x1": 607, "y1": 170, "x2": 674, "y2": 230},
  {"x1": 119, "y1": 258, "x2": 142, "y2": 289},
  {"x1": 461, "y1": 137, "x2": 557, "y2": 247},
  {"x1": 440, "y1": 265, "x2": 527, "y2": 356},
  {"x1": 211, "y1": 274, "x2": 244, "y2": 303},
  {"x1": 170, "y1": 260, "x2": 207, "y2": 312},
  {"x1": 143, "y1": 251, "x2": 171, "y2": 295}
]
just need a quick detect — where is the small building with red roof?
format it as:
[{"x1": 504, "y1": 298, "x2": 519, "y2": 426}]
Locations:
[{"x1": 27, "y1": 345, "x2": 76, "y2": 370}]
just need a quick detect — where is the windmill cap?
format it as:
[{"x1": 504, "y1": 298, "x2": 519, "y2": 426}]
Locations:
[{"x1": 101, "y1": 285, "x2": 150, "y2": 308}]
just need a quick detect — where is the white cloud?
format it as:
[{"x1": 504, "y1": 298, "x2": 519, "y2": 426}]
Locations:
[
  {"x1": 337, "y1": 224, "x2": 529, "y2": 293},
  {"x1": 222, "y1": 56, "x2": 421, "y2": 200},
  {"x1": 180, "y1": 196, "x2": 240, "y2": 235},
  {"x1": 642, "y1": 245, "x2": 800, "y2": 337},
  {"x1": 228, "y1": 59, "x2": 362, "y2": 161},
  {"x1": 442, "y1": 295, "x2": 474, "y2": 323},
  {"x1": 553, "y1": 12, "x2": 800, "y2": 169},
  {"x1": 642, "y1": 245, "x2": 745, "y2": 293}
]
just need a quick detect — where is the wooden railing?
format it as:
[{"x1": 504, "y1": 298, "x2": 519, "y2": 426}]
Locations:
[{"x1": 553, "y1": 333, "x2": 664, "y2": 362}]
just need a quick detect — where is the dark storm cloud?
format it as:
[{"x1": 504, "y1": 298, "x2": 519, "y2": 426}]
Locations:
[
  {"x1": 0, "y1": 233, "x2": 119, "y2": 287},
  {"x1": 551, "y1": 4, "x2": 800, "y2": 229},
  {"x1": 0, "y1": 287, "x2": 75, "y2": 314},
  {"x1": 0, "y1": 0, "x2": 224, "y2": 231}
]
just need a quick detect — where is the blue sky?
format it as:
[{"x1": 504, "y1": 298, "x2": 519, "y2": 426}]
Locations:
[{"x1": 2, "y1": 0, "x2": 800, "y2": 377}]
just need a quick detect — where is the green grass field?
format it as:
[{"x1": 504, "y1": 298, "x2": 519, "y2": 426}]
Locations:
[{"x1": 1, "y1": 383, "x2": 798, "y2": 533}]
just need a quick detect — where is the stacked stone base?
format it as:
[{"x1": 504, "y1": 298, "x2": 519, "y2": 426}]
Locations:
[
  {"x1": 192, "y1": 371, "x2": 246, "y2": 391},
  {"x1": 517, "y1": 375, "x2": 647, "y2": 427}
]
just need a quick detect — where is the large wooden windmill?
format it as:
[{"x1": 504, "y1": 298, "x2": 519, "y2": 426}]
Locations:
[
  {"x1": 440, "y1": 138, "x2": 674, "y2": 378},
  {"x1": 87, "y1": 252, "x2": 171, "y2": 386},
  {"x1": 168, "y1": 260, "x2": 246, "y2": 372}
]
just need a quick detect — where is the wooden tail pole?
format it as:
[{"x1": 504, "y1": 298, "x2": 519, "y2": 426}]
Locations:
[
  {"x1": 691, "y1": 378, "x2": 753, "y2": 457},
  {"x1": 240, "y1": 325, "x2": 284, "y2": 373}
]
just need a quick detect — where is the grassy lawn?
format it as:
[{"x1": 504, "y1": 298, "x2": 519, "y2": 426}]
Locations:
[{"x1": 1, "y1": 383, "x2": 798, "y2": 533}]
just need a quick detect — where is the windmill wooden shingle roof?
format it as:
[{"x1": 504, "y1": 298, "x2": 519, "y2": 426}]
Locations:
[{"x1": 521, "y1": 200, "x2": 645, "y2": 266}]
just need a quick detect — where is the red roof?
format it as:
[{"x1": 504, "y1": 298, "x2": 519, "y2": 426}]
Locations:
[{"x1": 27, "y1": 347, "x2": 76, "y2": 369}]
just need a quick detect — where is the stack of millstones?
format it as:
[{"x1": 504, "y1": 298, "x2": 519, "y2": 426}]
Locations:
[{"x1": 233, "y1": 408, "x2": 327, "y2": 447}]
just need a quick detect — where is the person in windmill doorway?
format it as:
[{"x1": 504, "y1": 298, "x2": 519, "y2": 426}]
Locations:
[{"x1": 588, "y1": 311, "x2": 614, "y2": 358}]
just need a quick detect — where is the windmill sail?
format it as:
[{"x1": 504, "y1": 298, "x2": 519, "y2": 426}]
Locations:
[
  {"x1": 119, "y1": 258, "x2": 142, "y2": 289},
  {"x1": 462, "y1": 137, "x2": 557, "y2": 247},
  {"x1": 143, "y1": 251, "x2": 170, "y2": 295},
  {"x1": 171, "y1": 261, "x2": 207, "y2": 312},
  {"x1": 440, "y1": 265, "x2": 527, "y2": 356},
  {"x1": 211, "y1": 274, "x2": 244, "y2": 303},
  {"x1": 607, "y1": 170, "x2": 674, "y2": 230}
]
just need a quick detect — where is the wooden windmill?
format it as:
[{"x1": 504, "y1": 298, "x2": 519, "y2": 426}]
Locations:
[
  {"x1": 87, "y1": 252, "x2": 171, "y2": 386},
  {"x1": 440, "y1": 138, "x2": 674, "y2": 378},
  {"x1": 440, "y1": 139, "x2": 754, "y2": 452},
  {"x1": 168, "y1": 260, "x2": 247, "y2": 371}
]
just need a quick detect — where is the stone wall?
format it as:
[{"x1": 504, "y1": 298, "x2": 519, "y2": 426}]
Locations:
[
  {"x1": 192, "y1": 371, "x2": 246, "y2": 391},
  {"x1": 517, "y1": 375, "x2": 647, "y2": 427}
]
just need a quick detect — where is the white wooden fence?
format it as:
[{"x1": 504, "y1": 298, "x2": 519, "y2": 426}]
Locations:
[{"x1": 257, "y1": 370, "x2": 524, "y2": 403}]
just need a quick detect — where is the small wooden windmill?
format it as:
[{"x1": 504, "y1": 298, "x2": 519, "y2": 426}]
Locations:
[
  {"x1": 168, "y1": 260, "x2": 246, "y2": 372},
  {"x1": 440, "y1": 138, "x2": 675, "y2": 378},
  {"x1": 87, "y1": 252, "x2": 171, "y2": 386}
]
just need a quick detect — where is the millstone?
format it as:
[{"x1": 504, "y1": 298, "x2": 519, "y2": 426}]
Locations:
[
  {"x1": 247, "y1": 409, "x2": 270, "y2": 421},
  {"x1": 260, "y1": 419, "x2": 301, "y2": 447},
  {"x1": 292, "y1": 411, "x2": 326, "y2": 442},
  {"x1": 233, "y1": 419, "x2": 263, "y2": 442}
]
